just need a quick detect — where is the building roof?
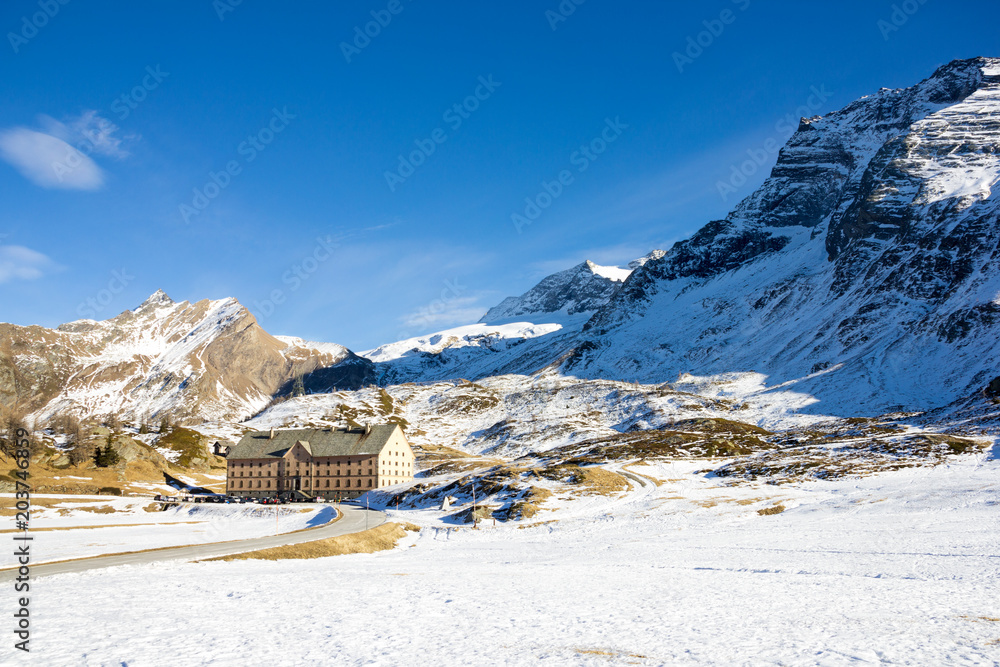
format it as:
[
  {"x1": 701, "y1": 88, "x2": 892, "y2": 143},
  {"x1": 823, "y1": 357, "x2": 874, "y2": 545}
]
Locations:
[{"x1": 228, "y1": 424, "x2": 403, "y2": 460}]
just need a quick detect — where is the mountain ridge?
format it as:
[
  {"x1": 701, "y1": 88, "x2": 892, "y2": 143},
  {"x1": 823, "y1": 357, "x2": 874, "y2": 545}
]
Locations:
[
  {"x1": 0, "y1": 291, "x2": 373, "y2": 423},
  {"x1": 3, "y1": 58, "x2": 999, "y2": 425},
  {"x1": 566, "y1": 56, "x2": 1000, "y2": 414}
]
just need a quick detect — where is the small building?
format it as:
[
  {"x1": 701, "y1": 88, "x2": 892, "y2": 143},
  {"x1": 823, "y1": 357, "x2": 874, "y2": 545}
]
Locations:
[{"x1": 225, "y1": 424, "x2": 415, "y2": 500}]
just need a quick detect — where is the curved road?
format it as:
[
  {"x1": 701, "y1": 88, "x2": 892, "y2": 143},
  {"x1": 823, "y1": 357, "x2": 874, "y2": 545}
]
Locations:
[{"x1": 0, "y1": 503, "x2": 386, "y2": 580}]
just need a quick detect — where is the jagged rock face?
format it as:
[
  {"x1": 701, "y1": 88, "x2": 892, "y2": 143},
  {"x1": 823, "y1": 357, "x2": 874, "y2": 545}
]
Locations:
[
  {"x1": 572, "y1": 57, "x2": 1000, "y2": 415},
  {"x1": 0, "y1": 292, "x2": 374, "y2": 422},
  {"x1": 481, "y1": 260, "x2": 632, "y2": 323}
]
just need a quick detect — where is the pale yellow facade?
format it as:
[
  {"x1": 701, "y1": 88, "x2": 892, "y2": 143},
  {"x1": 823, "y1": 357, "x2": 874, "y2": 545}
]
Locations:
[{"x1": 226, "y1": 426, "x2": 415, "y2": 500}]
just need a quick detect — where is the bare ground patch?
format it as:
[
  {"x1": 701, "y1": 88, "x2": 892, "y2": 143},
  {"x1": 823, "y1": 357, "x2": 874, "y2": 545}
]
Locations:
[{"x1": 204, "y1": 521, "x2": 420, "y2": 562}]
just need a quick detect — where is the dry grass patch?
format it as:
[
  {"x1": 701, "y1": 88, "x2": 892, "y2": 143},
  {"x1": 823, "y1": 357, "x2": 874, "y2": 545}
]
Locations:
[
  {"x1": 205, "y1": 522, "x2": 421, "y2": 562},
  {"x1": 506, "y1": 485, "x2": 553, "y2": 520},
  {"x1": 538, "y1": 464, "x2": 628, "y2": 497},
  {"x1": 577, "y1": 467, "x2": 629, "y2": 495},
  {"x1": 413, "y1": 443, "x2": 500, "y2": 476},
  {"x1": 545, "y1": 421, "x2": 775, "y2": 464},
  {"x1": 0, "y1": 497, "x2": 70, "y2": 516},
  {"x1": 757, "y1": 504, "x2": 786, "y2": 516}
]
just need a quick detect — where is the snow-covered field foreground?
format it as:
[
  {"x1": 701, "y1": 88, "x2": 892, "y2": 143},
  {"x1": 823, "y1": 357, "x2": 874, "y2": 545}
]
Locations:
[
  {"x1": 23, "y1": 450, "x2": 1000, "y2": 666},
  {"x1": 0, "y1": 496, "x2": 332, "y2": 564}
]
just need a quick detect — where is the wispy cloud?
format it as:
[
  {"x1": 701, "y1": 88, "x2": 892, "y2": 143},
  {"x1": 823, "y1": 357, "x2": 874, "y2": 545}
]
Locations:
[
  {"x1": 0, "y1": 111, "x2": 134, "y2": 190},
  {"x1": 41, "y1": 110, "x2": 132, "y2": 159},
  {"x1": 0, "y1": 245, "x2": 61, "y2": 283},
  {"x1": 0, "y1": 128, "x2": 104, "y2": 190}
]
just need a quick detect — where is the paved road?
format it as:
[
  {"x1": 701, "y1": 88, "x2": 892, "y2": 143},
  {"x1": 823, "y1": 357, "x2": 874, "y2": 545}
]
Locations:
[{"x1": 0, "y1": 503, "x2": 386, "y2": 580}]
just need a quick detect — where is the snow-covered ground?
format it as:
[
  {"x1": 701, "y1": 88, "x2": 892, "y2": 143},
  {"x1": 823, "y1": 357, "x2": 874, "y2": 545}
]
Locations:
[
  {"x1": 1, "y1": 496, "x2": 332, "y2": 563},
  {"x1": 219, "y1": 370, "x2": 839, "y2": 462},
  {"x1": 25, "y1": 449, "x2": 1000, "y2": 665}
]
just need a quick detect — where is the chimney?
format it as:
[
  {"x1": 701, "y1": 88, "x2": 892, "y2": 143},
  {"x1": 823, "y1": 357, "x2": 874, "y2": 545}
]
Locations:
[
  {"x1": 365, "y1": 423, "x2": 371, "y2": 435},
  {"x1": 269, "y1": 428, "x2": 275, "y2": 440}
]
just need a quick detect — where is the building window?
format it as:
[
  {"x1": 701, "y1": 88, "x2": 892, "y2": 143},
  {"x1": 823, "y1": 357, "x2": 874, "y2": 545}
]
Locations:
[
  {"x1": 367, "y1": 479, "x2": 372, "y2": 487},
  {"x1": 325, "y1": 480, "x2": 329, "y2": 488},
  {"x1": 336, "y1": 480, "x2": 340, "y2": 488}
]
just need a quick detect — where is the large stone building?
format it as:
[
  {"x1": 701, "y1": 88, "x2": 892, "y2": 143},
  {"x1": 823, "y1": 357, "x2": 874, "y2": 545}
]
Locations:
[{"x1": 225, "y1": 424, "x2": 415, "y2": 500}]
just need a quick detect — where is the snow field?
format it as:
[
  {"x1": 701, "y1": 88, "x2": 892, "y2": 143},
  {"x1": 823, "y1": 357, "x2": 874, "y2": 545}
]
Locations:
[
  {"x1": 1, "y1": 496, "x2": 332, "y2": 564},
  {"x1": 25, "y1": 452, "x2": 1000, "y2": 666}
]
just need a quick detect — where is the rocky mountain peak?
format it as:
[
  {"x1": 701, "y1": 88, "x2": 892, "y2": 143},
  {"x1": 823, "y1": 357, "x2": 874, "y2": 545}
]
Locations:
[
  {"x1": 480, "y1": 259, "x2": 634, "y2": 324},
  {"x1": 627, "y1": 250, "x2": 666, "y2": 270},
  {"x1": 135, "y1": 289, "x2": 175, "y2": 312}
]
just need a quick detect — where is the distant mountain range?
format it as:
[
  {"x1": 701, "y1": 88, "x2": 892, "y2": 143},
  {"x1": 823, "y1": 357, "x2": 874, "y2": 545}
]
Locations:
[{"x1": 3, "y1": 57, "x2": 999, "y2": 424}]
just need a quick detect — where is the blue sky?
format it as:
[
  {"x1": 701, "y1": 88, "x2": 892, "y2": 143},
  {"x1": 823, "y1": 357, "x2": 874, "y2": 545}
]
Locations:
[{"x1": 0, "y1": 1, "x2": 997, "y2": 351}]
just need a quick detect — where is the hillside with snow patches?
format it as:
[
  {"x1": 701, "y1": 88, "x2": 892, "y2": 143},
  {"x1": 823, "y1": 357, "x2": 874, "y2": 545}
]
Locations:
[{"x1": 0, "y1": 290, "x2": 368, "y2": 423}]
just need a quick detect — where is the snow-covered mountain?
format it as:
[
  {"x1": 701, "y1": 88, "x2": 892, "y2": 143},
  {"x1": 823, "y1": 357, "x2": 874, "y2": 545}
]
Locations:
[
  {"x1": 0, "y1": 290, "x2": 373, "y2": 422},
  {"x1": 480, "y1": 259, "x2": 637, "y2": 324},
  {"x1": 363, "y1": 258, "x2": 651, "y2": 384},
  {"x1": 6, "y1": 58, "x2": 1000, "y2": 429},
  {"x1": 567, "y1": 57, "x2": 1000, "y2": 415},
  {"x1": 362, "y1": 57, "x2": 1000, "y2": 418}
]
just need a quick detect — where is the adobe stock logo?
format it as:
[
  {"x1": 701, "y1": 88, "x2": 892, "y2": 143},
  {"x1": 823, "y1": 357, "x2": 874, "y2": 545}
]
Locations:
[
  {"x1": 109, "y1": 65, "x2": 169, "y2": 120},
  {"x1": 253, "y1": 235, "x2": 340, "y2": 321},
  {"x1": 180, "y1": 107, "x2": 295, "y2": 224},
  {"x1": 340, "y1": 0, "x2": 413, "y2": 64},
  {"x1": 76, "y1": 269, "x2": 134, "y2": 319},
  {"x1": 715, "y1": 85, "x2": 832, "y2": 202},
  {"x1": 545, "y1": 0, "x2": 587, "y2": 30},
  {"x1": 384, "y1": 76, "x2": 501, "y2": 192},
  {"x1": 877, "y1": 0, "x2": 930, "y2": 41},
  {"x1": 510, "y1": 117, "x2": 628, "y2": 233},
  {"x1": 672, "y1": 0, "x2": 751, "y2": 74},
  {"x1": 7, "y1": 0, "x2": 71, "y2": 54}
]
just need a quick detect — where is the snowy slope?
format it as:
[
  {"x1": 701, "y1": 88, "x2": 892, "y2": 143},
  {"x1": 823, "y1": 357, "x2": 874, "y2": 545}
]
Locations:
[
  {"x1": 362, "y1": 256, "x2": 657, "y2": 384},
  {"x1": 566, "y1": 57, "x2": 1000, "y2": 416}
]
